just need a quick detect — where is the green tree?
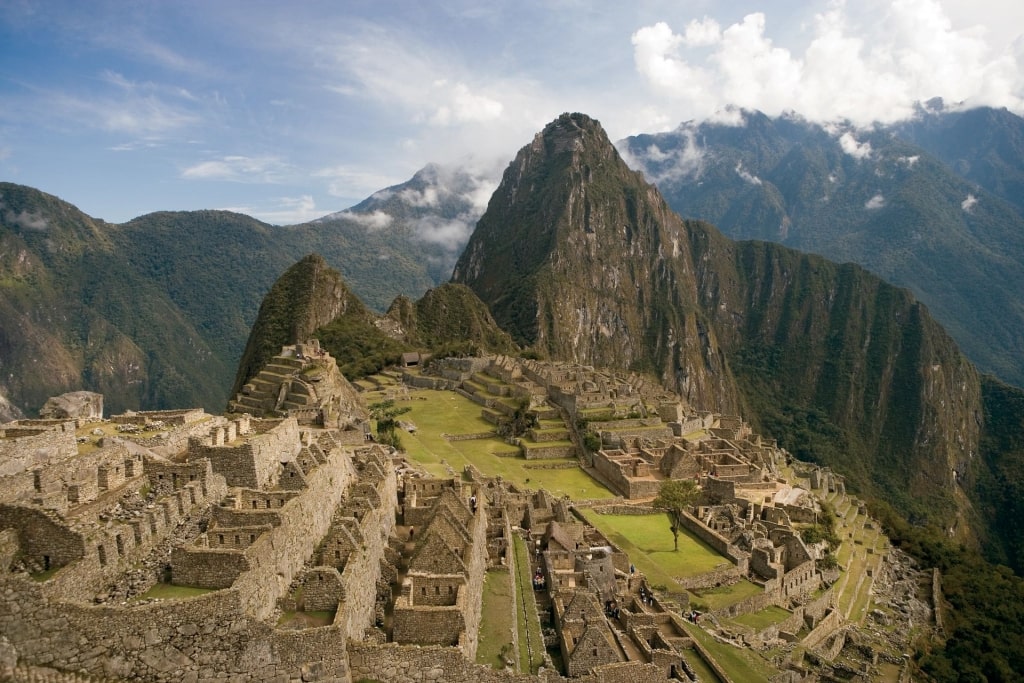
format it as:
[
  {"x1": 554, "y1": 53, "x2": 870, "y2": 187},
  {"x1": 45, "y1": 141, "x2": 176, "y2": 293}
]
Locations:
[
  {"x1": 370, "y1": 399, "x2": 410, "y2": 449},
  {"x1": 652, "y1": 479, "x2": 700, "y2": 551},
  {"x1": 496, "y1": 397, "x2": 538, "y2": 439}
]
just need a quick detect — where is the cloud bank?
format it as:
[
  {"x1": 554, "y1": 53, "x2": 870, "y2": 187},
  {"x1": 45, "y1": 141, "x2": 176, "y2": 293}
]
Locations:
[{"x1": 632, "y1": 0, "x2": 1024, "y2": 126}]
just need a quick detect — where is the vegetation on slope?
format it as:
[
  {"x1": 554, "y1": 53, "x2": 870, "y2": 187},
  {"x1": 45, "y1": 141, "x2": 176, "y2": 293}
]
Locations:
[
  {"x1": 974, "y1": 376, "x2": 1024, "y2": 574},
  {"x1": 0, "y1": 182, "x2": 227, "y2": 414},
  {"x1": 621, "y1": 108, "x2": 1024, "y2": 388},
  {"x1": 872, "y1": 502, "x2": 1024, "y2": 682}
]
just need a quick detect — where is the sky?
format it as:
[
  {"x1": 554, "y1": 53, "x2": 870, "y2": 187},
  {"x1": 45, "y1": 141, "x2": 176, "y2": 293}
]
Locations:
[{"x1": 1, "y1": 0, "x2": 1022, "y2": 225}]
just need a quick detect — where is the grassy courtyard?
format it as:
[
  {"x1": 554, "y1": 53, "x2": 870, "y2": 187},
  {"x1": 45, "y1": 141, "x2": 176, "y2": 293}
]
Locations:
[
  {"x1": 577, "y1": 509, "x2": 733, "y2": 586},
  {"x1": 511, "y1": 533, "x2": 545, "y2": 674},
  {"x1": 476, "y1": 570, "x2": 516, "y2": 669},
  {"x1": 371, "y1": 387, "x2": 614, "y2": 500}
]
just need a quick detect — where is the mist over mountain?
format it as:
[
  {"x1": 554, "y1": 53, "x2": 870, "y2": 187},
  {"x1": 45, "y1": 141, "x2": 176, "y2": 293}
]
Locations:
[
  {"x1": 318, "y1": 163, "x2": 498, "y2": 289},
  {"x1": 619, "y1": 105, "x2": 1024, "y2": 387}
]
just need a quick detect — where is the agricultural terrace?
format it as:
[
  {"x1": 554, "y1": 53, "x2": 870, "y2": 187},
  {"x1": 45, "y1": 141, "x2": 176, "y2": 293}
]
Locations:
[{"x1": 365, "y1": 383, "x2": 614, "y2": 500}]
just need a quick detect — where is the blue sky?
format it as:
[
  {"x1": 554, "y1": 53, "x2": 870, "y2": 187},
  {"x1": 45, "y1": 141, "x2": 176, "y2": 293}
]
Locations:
[{"x1": 1, "y1": 0, "x2": 1021, "y2": 224}]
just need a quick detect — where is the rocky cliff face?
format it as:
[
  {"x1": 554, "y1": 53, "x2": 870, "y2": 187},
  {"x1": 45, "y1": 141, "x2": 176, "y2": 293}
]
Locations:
[
  {"x1": 453, "y1": 113, "x2": 740, "y2": 412},
  {"x1": 454, "y1": 112, "x2": 982, "y2": 538}
]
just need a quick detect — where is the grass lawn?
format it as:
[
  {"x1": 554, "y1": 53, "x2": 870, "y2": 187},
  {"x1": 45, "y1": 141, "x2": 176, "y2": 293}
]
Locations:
[
  {"x1": 681, "y1": 646, "x2": 724, "y2": 682},
  {"x1": 692, "y1": 578, "x2": 763, "y2": 611},
  {"x1": 476, "y1": 570, "x2": 516, "y2": 669},
  {"x1": 378, "y1": 389, "x2": 613, "y2": 500},
  {"x1": 578, "y1": 509, "x2": 731, "y2": 589},
  {"x1": 681, "y1": 620, "x2": 775, "y2": 683},
  {"x1": 729, "y1": 605, "x2": 792, "y2": 630},
  {"x1": 135, "y1": 583, "x2": 216, "y2": 600},
  {"x1": 511, "y1": 534, "x2": 545, "y2": 674}
]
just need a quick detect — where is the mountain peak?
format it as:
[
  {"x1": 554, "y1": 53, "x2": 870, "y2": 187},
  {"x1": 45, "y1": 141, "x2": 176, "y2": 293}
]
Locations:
[{"x1": 453, "y1": 113, "x2": 736, "y2": 410}]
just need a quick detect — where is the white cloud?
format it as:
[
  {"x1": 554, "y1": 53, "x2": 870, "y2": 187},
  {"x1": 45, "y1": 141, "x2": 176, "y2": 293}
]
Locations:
[
  {"x1": 342, "y1": 209, "x2": 393, "y2": 230},
  {"x1": 181, "y1": 155, "x2": 290, "y2": 183},
  {"x1": 2, "y1": 207, "x2": 49, "y2": 230},
  {"x1": 400, "y1": 186, "x2": 440, "y2": 208},
  {"x1": 683, "y1": 17, "x2": 722, "y2": 47},
  {"x1": 897, "y1": 155, "x2": 919, "y2": 167},
  {"x1": 224, "y1": 195, "x2": 322, "y2": 225},
  {"x1": 631, "y1": 1, "x2": 1024, "y2": 126},
  {"x1": 312, "y1": 165, "x2": 399, "y2": 200},
  {"x1": 430, "y1": 82, "x2": 504, "y2": 126},
  {"x1": 839, "y1": 132, "x2": 872, "y2": 159},
  {"x1": 961, "y1": 193, "x2": 978, "y2": 211},
  {"x1": 865, "y1": 193, "x2": 886, "y2": 209},
  {"x1": 411, "y1": 215, "x2": 475, "y2": 250},
  {"x1": 617, "y1": 129, "x2": 706, "y2": 185},
  {"x1": 735, "y1": 160, "x2": 763, "y2": 185}
]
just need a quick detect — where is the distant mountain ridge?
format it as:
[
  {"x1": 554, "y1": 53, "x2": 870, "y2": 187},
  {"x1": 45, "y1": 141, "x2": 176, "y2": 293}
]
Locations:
[
  {"x1": 0, "y1": 166, "x2": 490, "y2": 418},
  {"x1": 619, "y1": 105, "x2": 1024, "y2": 386}
]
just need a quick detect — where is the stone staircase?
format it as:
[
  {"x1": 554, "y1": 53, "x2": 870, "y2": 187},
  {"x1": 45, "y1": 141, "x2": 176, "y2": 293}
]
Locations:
[{"x1": 230, "y1": 355, "x2": 316, "y2": 417}]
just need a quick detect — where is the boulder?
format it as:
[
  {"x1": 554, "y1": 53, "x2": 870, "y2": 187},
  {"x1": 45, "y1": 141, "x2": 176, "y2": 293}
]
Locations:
[{"x1": 39, "y1": 391, "x2": 104, "y2": 420}]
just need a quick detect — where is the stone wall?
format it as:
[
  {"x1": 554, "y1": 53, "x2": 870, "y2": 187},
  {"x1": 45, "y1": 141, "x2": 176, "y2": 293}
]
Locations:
[
  {"x1": 0, "y1": 528, "x2": 16, "y2": 569},
  {"x1": 0, "y1": 422, "x2": 78, "y2": 478},
  {"x1": 801, "y1": 607, "x2": 844, "y2": 651},
  {"x1": 0, "y1": 505, "x2": 83, "y2": 571},
  {"x1": 170, "y1": 545, "x2": 252, "y2": 589},
  {"x1": 2, "y1": 441, "x2": 140, "y2": 513},
  {"x1": 678, "y1": 565, "x2": 743, "y2": 592},
  {"x1": 112, "y1": 409, "x2": 206, "y2": 427},
  {"x1": 677, "y1": 510, "x2": 732, "y2": 559},
  {"x1": 144, "y1": 458, "x2": 214, "y2": 497},
  {"x1": 522, "y1": 444, "x2": 576, "y2": 460},
  {"x1": 349, "y1": 640, "x2": 672, "y2": 683},
  {"x1": 188, "y1": 418, "x2": 300, "y2": 489},
  {"x1": 298, "y1": 566, "x2": 345, "y2": 611},
  {"x1": 0, "y1": 577, "x2": 352, "y2": 682},
  {"x1": 43, "y1": 473, "x2": 228, "y2": 601},
  {"x1": 218, "y1": 441, "x2": 358, "y2": 619},
  {"x1": 781, "y1": 560, "x2": 820, "y2": 599},
  {"x1": 335, "y1": 450, "x2": 397, "y2": 640}
]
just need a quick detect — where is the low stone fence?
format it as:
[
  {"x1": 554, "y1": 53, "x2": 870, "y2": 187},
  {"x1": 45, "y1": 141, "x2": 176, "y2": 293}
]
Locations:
[
  {"x1": 588, "y1": 504, "x2": 658, "y2": 515},
  {"x1": 348, "y1": 641, "x2": 670, "y2": 683},
  {"x1": 444, "y1": 431, "x2": 498, "y2": 442},
  {"x1": 688, "y1": 636, "x2": 737, "y2": 683},
  {"x1": 523, "y1": 462, "x2": 581, "y2": 471},
  {"x1": 802, "y1": 607, "x2": 844, "y2": 651},
  {"x1": 707, "y1": 582, "x2": 774, "y2": 619},
  {"x1": 404, "y1": 373, "x2": 457, "y2": 390},
  {"x1": 522, "y1": 444, "x2": 576, "y2": 460},
  {"x1": 680, "y1": 565, "x2": 744, "y2": 594}
]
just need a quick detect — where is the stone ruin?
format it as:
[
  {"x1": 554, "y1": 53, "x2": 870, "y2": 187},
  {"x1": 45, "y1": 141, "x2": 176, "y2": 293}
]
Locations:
[
  {"x1": 228, "y1": 340, "x2": 368, "y2": 433},
  {"x1": 0, "y1": 353, "x2": 929, "y2": 682}
]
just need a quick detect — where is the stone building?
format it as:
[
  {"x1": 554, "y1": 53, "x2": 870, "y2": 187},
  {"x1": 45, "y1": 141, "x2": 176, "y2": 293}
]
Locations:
[{"x1": 392, "y1": 485, "x2": 488, "y2": 657}]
